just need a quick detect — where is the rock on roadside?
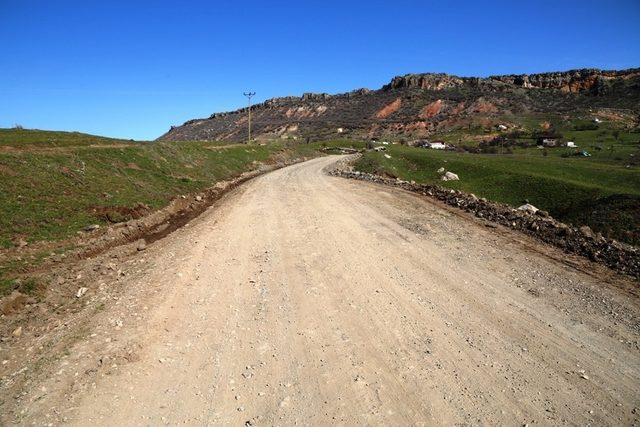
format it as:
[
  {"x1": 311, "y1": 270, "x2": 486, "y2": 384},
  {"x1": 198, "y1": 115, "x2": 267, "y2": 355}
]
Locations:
[{"x1": 441, "y1": 171, "x2": 459, "y2": 181}]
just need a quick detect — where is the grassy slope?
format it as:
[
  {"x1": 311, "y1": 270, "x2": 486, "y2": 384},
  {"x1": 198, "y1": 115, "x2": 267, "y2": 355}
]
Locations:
[
  {"x1": 0, "y1": 133, "x2": 271, "y2": 247},
  {"x1": 354, "y1": 144, "x2": 640, "y2": 246},
  {"x1": 0, "y1": 128, "x2": 133, "y2": 147},
  {"x1": 431, "y1": 113, "x2": 639, "y2": 152},
  {"x1": 0, "y1": 129, "x2": 363, "y2": 294}
]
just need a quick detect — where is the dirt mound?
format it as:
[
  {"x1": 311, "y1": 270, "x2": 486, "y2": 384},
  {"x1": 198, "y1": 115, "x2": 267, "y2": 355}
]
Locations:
[
  {"x1": 1, "y1": 291, "x2": 36, "y2": 315},
  {"x1": 87, "y1": 203, "x2": 150, "y2": 223}
]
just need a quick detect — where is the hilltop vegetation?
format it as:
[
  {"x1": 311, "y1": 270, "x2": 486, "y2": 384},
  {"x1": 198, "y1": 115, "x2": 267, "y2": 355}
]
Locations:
[{"x1": 0, "y1": 128, "x2": 134, "y2": 147}]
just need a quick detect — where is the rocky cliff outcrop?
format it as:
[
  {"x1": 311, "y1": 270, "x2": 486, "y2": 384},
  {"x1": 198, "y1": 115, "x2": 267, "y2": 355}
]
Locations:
[
  {"x1": 490, "y1": 68, "x2": 640, "y2": 93},
  {"x1": 382, "y1": 73, "x2": 466, "y2": 91},
  {"x1": 158, "y1": 68, "x2": 640, "y2": 142},
  {"x1": 383, "y1": 68, "x2": 640, "y2": 93}
]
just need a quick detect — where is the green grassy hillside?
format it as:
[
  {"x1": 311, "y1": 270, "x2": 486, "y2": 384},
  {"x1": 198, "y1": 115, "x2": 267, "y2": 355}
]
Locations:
[
  {"x1": 0, "y1": 128, "x2": 134, "y2": 147},
  {"x1": 0, "y1": 129, "x2": 362, "y2": 295},
  {"x1": 0, "y1": 130, "x2": 268, "y2": 247},
  {"x1": 355, "y1": 143, "x2": 640, "y2": 246}
]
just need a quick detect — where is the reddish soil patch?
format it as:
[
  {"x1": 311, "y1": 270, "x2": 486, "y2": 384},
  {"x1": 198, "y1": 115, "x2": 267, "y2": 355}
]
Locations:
[
  {"x1": 470, "y1": 99, "x2": 498, "y2": 114},
  {"x1": 419, "y1": 99, "x2": 443, "y2": 119},
  {"x1": 375, "y1": 98, "x2": 402, "y2": 119},
  {"x1": 451, "y1": 102, "x2": 466, "y2": 114}
]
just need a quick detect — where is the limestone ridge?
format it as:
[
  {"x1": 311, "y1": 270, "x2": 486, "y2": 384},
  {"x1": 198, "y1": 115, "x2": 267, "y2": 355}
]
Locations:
[{"x1": 159, "y1": 68, "x2": 640, "y2": 142}]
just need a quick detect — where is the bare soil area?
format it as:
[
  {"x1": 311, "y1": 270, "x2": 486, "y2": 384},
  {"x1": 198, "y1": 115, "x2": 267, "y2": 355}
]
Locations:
[{"x1": 1, "y1": 156, "x2": 639, "y2": 425}]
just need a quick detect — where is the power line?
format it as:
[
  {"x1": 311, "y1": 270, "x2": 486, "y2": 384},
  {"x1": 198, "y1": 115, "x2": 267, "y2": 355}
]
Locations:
[{"x1": 243, "y1": 92, "x2": 256, "y2": 144}]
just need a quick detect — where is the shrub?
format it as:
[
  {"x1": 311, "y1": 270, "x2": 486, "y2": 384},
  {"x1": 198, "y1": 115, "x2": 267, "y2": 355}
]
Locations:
[{"x1": 573, "y1": 123, "x2": 599, "y2": 131}]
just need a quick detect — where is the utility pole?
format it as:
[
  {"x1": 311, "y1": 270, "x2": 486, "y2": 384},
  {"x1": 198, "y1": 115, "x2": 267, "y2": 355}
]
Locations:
[{"x1": 243, "y1": 91, "x2": 256, "y2": 144}]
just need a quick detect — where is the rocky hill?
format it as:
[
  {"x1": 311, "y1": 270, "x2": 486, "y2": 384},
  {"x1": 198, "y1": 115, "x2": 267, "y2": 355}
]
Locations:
[{"x1": 158, "y1": 68, "x2": 640, "y2": 142}]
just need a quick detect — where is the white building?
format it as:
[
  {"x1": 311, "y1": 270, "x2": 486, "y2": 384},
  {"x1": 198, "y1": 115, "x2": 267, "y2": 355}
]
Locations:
[{"x1": 428, "y1": 142, "x2": 446, "y2": 150}]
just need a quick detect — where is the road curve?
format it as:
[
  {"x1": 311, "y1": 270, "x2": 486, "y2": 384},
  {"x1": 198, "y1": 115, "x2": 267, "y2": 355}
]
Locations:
[{"x1": 21, "y1": 156, "x2": 640, "y2": 425}]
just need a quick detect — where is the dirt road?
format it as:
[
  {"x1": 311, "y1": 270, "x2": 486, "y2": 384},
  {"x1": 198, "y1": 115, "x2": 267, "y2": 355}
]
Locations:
[{"x1": 9, "y1": 156, "x2": 640, "y2": 425}]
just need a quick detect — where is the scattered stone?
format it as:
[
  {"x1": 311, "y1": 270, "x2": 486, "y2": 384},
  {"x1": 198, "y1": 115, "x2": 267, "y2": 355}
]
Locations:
[
  {"x1": 83, "y1": 224, "x2": 100, "y2": 232},
  {"x1": 517, "y1": 203, "x2": 539, "y2": 214},
  {"x1": 441, "y1": 171, "x2": 459, "y2": 181},
  {"x1": 579, "y1": 225, "x2": 596, "y2": 239},
  {"x1": 279, "y1": 396, "x2": 291, "y2": 407},
  {"x1": 437, "y1": 167, "x2": 445, "y2": 174},
  {"x1": 136, "y1": 240, "x2": 147, "y2": 251},
  {"x1": 384, "y1": 154, "x2": 392, "y2": 159},
  {"x1": 195, "y1": 195, "x2": 203, "y2": 202},
  {"x1": 12, "y1": 326, "x2": 22, "y2": 337},
  {"x1": 12, "y1": 237, "x2": 28, "y2": 248},
  {"x1": 76, "y1": 287, "x2": 88, "y2": 298},
  {"x1": 577, "y1": 369, "x2": 590, "y2": 380}
]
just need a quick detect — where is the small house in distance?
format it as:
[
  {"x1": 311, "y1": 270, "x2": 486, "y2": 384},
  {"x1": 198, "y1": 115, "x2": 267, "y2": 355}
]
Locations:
[
  {"x1": 536, "y1": 136, "x2": 559, "y2": 147},
  {"x1": 566, "y1": 141, "x2": 577, "y2": 148},
  {"x1": 414, "y1": 140, "x2": 449, "y2": 149},
  {"x1": 425, "y1": 141, "x2": 446, "y2": 150}
]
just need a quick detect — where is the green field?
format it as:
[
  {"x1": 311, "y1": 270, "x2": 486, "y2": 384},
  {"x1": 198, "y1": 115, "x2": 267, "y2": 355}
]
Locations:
[
  {"x1": 2, "y1": 125, "x2": 638, "y2": 295},
  {"x1": 0, "y1": 128, "x2": 136, "y2": 147},
  {"x1": 429, "y1": 113, "x2": 639, "y2": 160},
  {"x1": 354, "y1": 142, "x2": 640, "y2": 246},
  {"x1": 0, "y1": 129, "x2": 361, "y2": 295}
]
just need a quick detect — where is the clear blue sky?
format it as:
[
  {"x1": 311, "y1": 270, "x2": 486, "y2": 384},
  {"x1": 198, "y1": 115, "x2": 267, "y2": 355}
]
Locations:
[{"x1": 1, "y1": 0, "x2": 639, "y2": 140}]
